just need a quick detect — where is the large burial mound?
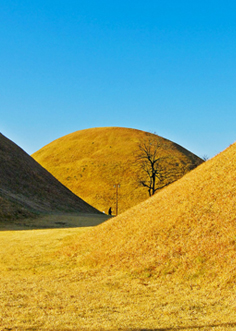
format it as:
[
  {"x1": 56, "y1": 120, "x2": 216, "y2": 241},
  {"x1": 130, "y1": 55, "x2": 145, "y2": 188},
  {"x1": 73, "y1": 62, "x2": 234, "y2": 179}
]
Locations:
[
  {"x1": 32, "y1": 127, "x2": 203, "y2": 213},
  {"x1": 74, "y1": 141, "x2": 236, "y2": 287},
  {"x1": 0, "y1": 133, "x2": 100, "y2": 222}
]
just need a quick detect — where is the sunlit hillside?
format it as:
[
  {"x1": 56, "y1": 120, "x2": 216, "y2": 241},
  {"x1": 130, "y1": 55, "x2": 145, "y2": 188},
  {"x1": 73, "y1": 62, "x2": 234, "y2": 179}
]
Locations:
[
  {"x1": 1, "y1": 142, "x2": 236, "y2": 330},
  {"x1": 32, "y1": 127, "x2": 203, "y2": 213},
  {"x1": 70, "y1": 141, "x2": 236, "y2": 284}
]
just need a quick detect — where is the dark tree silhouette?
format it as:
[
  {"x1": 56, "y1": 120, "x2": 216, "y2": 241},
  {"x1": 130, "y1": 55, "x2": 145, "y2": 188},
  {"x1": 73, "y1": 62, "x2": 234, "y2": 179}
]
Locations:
[
  {"x1": 135, "y1": 137, "x2": 171, "y2": 196},
  {"x1": 135, "y1": 136, "x2": 204, "y2": 197}
]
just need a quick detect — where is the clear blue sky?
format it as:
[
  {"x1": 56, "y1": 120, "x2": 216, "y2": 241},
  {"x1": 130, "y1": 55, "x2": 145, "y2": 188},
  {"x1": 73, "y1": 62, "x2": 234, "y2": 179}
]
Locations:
[{"x1": 1, "y1": 0, "x2": 236, "y2": 159}]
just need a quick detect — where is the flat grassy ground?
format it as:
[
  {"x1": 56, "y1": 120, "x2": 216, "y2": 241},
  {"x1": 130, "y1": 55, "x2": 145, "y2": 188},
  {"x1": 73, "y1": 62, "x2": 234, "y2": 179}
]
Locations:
[{"x1": 0, "y1": 220, "x2": 236, "y2": 330}]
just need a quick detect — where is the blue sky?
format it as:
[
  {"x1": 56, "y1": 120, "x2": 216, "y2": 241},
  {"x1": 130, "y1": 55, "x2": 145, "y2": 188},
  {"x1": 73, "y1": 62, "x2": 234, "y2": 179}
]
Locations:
[{"x1": 1, "y1": 0, "x2": 236, "y2": 158}]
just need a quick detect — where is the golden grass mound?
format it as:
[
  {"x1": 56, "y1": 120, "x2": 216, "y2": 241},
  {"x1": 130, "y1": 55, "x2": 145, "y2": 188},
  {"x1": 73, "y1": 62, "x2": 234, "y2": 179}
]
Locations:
[
  {"x1": 32, "y1": 127, "x2": 202, "y2": 213},
  {"x1": 69, "y1": 141, "x2": 236, "y2": 285}
]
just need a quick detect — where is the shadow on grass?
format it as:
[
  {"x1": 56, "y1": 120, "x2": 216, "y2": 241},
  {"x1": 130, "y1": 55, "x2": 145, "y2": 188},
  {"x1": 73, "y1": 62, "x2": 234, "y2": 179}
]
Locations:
[
  {"x1": 127, "y1": 322, "x2": 236, "y2": 330},
  {"x1": 0, "y1": 213, "x2": 111, "y2": 231},
  {"x1": 24, "y1": 323, "x2": 236, "y2": 331}
]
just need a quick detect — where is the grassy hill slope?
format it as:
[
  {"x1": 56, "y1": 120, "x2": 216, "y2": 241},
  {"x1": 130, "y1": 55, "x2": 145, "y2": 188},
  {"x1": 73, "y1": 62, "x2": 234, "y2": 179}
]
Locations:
[
  {"x1": 32, "y1": 127, "x2": 203, "y2": 213},
  {"x1": 2, "y1": 142, "x2": 235, "y2": 329},
  {"x1": 68, "y1": 141, "x2": 236, "y2": 286},
  {"x1": 0, "y1": 133, "x2": 100, "y2": 222}
]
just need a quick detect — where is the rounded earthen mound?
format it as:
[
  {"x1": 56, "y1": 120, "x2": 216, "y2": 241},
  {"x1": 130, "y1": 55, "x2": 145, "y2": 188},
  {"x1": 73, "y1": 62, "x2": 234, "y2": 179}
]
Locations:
[{"x1": 32, "y1": 127, "x2": 203, "y2": 214}]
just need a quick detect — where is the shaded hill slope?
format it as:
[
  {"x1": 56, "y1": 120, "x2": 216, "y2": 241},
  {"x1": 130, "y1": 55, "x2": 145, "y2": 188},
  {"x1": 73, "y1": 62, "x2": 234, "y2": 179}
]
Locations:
[
  {"x1": 32, "y1": 127, "x2": 203, "y2": 213},
  {"x1": 0, "y1": 133, "x2": 100, "y2": 221},
  {"x1": 69, "y1": 141, "x2": 236, "y2": 285}
]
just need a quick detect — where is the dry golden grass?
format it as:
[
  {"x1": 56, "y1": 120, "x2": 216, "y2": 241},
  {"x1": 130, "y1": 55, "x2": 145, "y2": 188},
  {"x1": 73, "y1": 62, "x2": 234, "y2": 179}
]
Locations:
[
  {"x1": 32, "y1": 127, "x2": 202, "y2": 214},
  {"x1": 64, "y1": 142, "x2": 236, "y2": 281},
  {"x1": 1, "y1": 142, "x2": 236, "y2": 330},
  {"x1": 1, "y1": 225, "x2": 236, "y2": 330},
  {"x1": 62, "y1": 141, "x2": 236, "y2": 328}
]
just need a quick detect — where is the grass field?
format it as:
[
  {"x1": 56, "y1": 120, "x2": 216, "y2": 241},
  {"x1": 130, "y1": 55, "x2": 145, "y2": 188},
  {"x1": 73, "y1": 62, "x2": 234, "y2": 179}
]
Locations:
[
  {"x1": 0, "y1": 218, "x2": 236, "y2": 330},
  {"x1": 1, "y1": 142, "x2": 236, "y2": 330}
]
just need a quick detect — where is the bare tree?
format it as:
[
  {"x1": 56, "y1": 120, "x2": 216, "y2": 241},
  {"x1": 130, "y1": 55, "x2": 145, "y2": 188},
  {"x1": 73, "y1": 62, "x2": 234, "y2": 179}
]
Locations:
[
  {"x1": 135, "y1": 136, "x2": 204, "y2": 197},
  {"x1": 135, "y1": 137, "x2": 171, "y2": 196}
]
